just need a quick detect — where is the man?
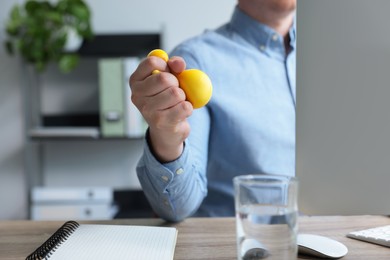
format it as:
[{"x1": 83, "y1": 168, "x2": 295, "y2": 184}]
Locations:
[{"x1": 130, "y1": 0, "x2": 296, "y2": 222}]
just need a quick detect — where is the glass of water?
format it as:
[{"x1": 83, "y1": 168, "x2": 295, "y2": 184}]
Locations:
[{"x1": 233, "y1": 174, "x2": 298, "y2": 260}]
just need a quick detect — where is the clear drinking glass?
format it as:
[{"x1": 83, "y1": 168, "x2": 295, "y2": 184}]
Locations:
[{"x1": 233, "y1": 174, "x2": 298, "y2": 260}]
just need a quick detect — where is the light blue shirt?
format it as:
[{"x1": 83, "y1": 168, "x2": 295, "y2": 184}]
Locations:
[{"x1": 137, "y1": 7, "x2": 296, "y2": 222}]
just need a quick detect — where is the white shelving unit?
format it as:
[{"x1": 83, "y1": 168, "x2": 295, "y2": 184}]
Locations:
[{"x1": 22, "y1": 34, "x2": 161, "y2": 220}]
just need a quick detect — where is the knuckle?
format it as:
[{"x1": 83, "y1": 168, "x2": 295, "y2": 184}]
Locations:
[
  {"x1": 182, "y1": 101, "x2": 193, "y2": 115},
  {"x1": 129, "y1": 75, "x2": 141, "y2": 89},
  {"x1": 145, "y1": 56, "x2": 158, "y2": 68},
  {"x1": 129, "y1": 74, "x2": 136, "y2": 87},
  {"x1": 168, "y1": 87, "x2": 182, "y2": 100},
  {"x1": 130, "y1": 94, "x2": 138, "y2": 106},
  {"x1": 146, "y1": 56, "x2": 164, "y2": 72},
  {"x1": 157, "y1": 72, "x2": 173, "y2": 86}
]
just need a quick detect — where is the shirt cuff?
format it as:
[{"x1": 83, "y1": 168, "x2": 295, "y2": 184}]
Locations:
[{"x1": 139, "y1": 136, "x2": 191, "y2": 189}]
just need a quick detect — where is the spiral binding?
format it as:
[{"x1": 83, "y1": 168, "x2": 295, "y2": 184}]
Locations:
[{"x1": 26, "y1": 220, "x2": 80, "y2": 260}]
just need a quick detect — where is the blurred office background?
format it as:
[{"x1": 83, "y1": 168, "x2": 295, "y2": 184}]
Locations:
[
  {"x1": 0, "y1": 0, "x2": 236, "y2": 220},
  {"x1": 3, "y1": 0, "x2": 389, "y2": 221}
]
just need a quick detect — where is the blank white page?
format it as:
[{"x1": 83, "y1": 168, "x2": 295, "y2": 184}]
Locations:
[{"x1": 51, "y1": 224, "x2": 177, "y2": 260}]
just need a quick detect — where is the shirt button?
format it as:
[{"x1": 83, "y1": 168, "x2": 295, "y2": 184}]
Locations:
[
  {"x1": 259, "y1": 45, "x2": 266, "y2": 51},
  {"x1": 175, "y1": 168, "x2": 184, "y2": 175},
  {"x1": 161, "y1": 175, "x2": 169, "y2": 182},
  {"x1": 272, "y1": 34, "x2": 278, "y2": 41}
]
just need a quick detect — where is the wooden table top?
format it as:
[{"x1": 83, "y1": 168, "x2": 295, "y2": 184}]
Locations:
[{"x1": 0, "y1": 215, "x2": 389, "y2": 259}]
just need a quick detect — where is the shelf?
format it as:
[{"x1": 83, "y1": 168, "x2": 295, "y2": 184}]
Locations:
[
  {"x1": 29, "y1": 127, "x2": 100, "y2": 139},
  {"x1": 23, "y1": 32, "x2": 157, "y2": 219},
  {"x1": 28, "y1": 127, "x2": 145, "y2": 141},
  {"x1": 77, "y1": 34, "x2": 161, "y2": 57}
]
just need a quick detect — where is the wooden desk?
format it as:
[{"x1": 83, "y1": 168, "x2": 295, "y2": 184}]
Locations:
[{"x1": 0, "y1": 215, "x2": 388, "y2": 259}]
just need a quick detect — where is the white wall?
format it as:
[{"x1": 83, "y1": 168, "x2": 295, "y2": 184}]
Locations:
[
  {"x1": 0, "y1": 0, "x2": 27, "y2": 220},
  {"x1": 89, "y1": 0, "x2": 236, "y2": 52},
  {"x1": 0, "y1": 0, "x2": 236, "y2": 219},
  {"x1": 296, "y1": 0, "x2": 390, "y2": 215}
]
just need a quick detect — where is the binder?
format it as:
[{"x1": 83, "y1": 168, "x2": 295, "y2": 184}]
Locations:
[
  {"x1": 122, "y1": 57, "x2": 146, "y2": 138},
  {"x1": 98, "y1": 58, "x2": 125, "y2": 137}
]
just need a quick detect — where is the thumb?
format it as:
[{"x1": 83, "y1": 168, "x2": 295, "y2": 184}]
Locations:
[{"x1": 168, "y1": 56, "x2": 186, "y2": 75}]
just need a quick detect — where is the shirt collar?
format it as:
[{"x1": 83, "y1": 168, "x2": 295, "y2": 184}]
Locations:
[
  {"x1": 230, "y1": 6, "x2": 296, "y2": 59},
  {"x1": 290, "y1": 14, "x2": 297, "y2": 49}
]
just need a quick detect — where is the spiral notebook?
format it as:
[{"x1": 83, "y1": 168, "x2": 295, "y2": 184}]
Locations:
[{"x1": 26, "y1": 221, "x2": 178, "y2": 260}]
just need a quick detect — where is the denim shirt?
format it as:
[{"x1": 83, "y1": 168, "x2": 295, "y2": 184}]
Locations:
[{"x1": 137, "y1": 7, "x2": 296, "y2": 222}]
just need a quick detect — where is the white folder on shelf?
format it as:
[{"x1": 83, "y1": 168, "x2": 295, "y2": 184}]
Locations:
[{"x1": 123, "y1": 57, "x2": 147, "y2": 138}]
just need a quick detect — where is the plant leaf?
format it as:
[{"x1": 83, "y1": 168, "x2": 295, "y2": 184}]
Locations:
[
  {"x1": 70, "y1": 4, "x2": 90, "y2": 20},
  {"x1": 6, "y1": 21, "x2": 20, "y2": 36},
  {"x1": 57, "y1": 0, "x2": 68, "y2": 13},
  {"x1": 25, "y1": 0, "x2": 40, "y2": 15},
  {"x1": 35, "y1": 60, "x2": 46, "y2": 72},
  {"x1": 4, "y1": 41, "x2": 14, "y2": 55},
  {"x1": 58, "y1": 54, "x2": 79, "y2": 73},
  {"x1": 10, "y1": 4, "x2": 21, "y2": 20},
  {"x1": 5, "y1": 0, "x2": 92, "y2": 74},
  {"x1": 46, "y1": 11, "x2": 63, "y2": 24}
]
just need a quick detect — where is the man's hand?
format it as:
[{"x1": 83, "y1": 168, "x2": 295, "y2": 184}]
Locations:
[{"x1": 129, "y1": 55, "x2": 193, "y2": 162}]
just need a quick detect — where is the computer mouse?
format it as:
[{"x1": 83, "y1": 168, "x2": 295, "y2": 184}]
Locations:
[{"x1": 298, "y1": 234, "x2": 348, "y2": 259}]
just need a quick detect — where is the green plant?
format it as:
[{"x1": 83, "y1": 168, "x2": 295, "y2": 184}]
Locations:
[{"x1": 4, "y1": 0, "x2": 93, "y2": 73}]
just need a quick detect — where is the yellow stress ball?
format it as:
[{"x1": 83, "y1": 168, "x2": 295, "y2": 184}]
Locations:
[
  {"x1": 147, "y1": 49, "x2": 213, "y2": 109},
  {"x1": 177, "y1": 69, "x2": 212, "y2": 109},
  {"x1": 147, "y1": 49, "x2": 169, "y2": 62}
]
